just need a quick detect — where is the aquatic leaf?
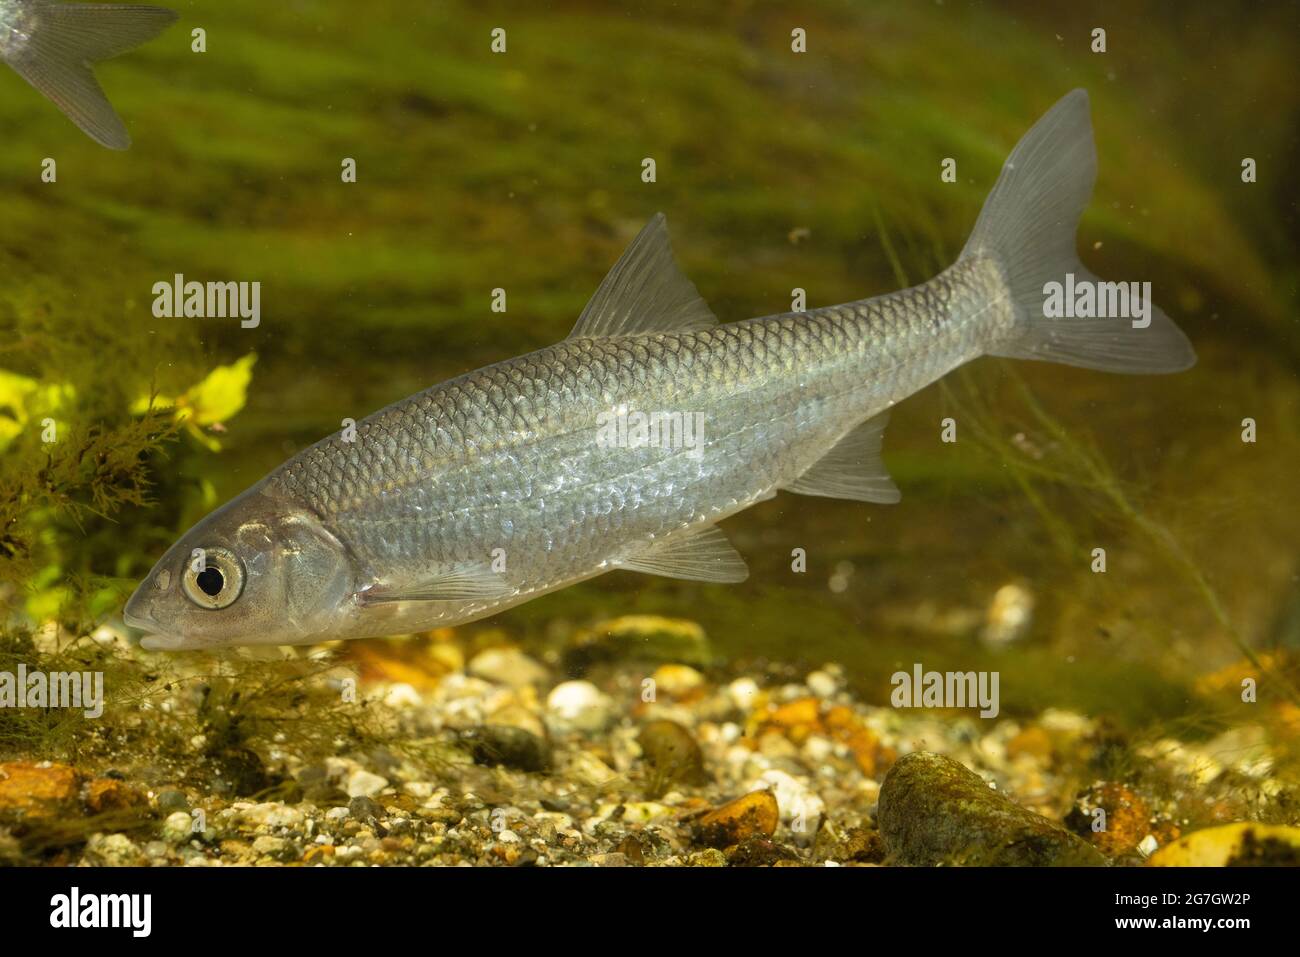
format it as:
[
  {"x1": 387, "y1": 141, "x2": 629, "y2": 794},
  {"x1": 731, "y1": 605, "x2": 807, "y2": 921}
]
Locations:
[
  {"x1": 132, "y1": 353, "x2": 257, "y2": 450},
  {"x1": 187, "y1": 353, "x2": 258, "y2": 426},
  {"x1": 0, "y1": 370, "x2": 38, "y2": 451},
  {"x1": 0, "y1": 372, "x2": 73, "y2": 452}
]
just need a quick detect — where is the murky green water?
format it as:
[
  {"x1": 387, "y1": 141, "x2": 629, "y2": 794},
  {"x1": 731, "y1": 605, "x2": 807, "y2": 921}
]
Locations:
[{"x1": 0, "y1": 1, "x2": 1297, "y2": 867}]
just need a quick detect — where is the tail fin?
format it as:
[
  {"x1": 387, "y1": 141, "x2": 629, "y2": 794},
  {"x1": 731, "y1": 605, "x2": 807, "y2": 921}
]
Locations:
[
  {"x1": 961, "y1": 89, "x2": 1195, "y2": 374},
  {"x1": 6, "y1": 2, "x2": 178, "y2": 150}
]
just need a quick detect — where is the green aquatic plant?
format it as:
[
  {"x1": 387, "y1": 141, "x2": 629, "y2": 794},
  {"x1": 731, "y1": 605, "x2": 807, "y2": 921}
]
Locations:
[
  {"x1": 945, "y1": 364, "x2": 1300, "y2": 710},
  {"x1": 130, "y1": 353, "x2": 258, "y2": 452},
  {"x1": 184, "y1": 653, "x2": 392, "y2": 797},
  {"x1": 0, "y1": 412, "x2": 176, "y2": 615}
]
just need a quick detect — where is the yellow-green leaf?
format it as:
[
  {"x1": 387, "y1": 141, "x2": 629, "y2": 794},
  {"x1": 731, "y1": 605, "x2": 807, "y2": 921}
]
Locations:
[{"x1": 187, "y1": 353, "x2": 257, "y2": 426}]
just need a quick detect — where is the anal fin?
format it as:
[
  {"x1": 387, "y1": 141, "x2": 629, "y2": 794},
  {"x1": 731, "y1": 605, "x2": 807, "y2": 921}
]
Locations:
[
  {"x1": 786, "y1": 412, "x2": 901, "y2": 504},
  {"x1": 616, "y1": 525, "x2": 748, "y2": 583}
]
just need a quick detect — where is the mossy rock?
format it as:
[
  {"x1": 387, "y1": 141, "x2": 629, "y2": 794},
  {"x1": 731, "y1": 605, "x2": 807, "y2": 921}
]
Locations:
[
  {"x1": 877, "y1": 751, "x2": 1106, "y2": 867},
  {"x1": 564, "y1": 615, "x2": 714, "y2": 672}
]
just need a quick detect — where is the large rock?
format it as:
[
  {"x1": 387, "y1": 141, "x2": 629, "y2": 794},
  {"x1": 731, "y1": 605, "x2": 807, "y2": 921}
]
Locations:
[{"x1": 877, "y1": 751, "x2": 1105, "y2": 866}]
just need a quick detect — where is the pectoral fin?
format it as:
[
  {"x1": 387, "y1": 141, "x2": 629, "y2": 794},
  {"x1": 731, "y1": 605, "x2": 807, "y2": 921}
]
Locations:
[
  {"x1": 360, "y1": 562, "x2": 515, "y2": 604},
  {"x1": 568, "y1": 213, "x2": 718, "y2": 339},
  {"x1": 786, "y1": 412, "x2": 901, "y2": 504},
  {"x1": 616, "y1": 525, "x2": 748, "y2": 583}
]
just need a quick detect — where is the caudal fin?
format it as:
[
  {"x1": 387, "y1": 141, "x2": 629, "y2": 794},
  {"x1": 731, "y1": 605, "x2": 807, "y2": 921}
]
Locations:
[
  {"x1": 961, "y1": 89, "x2": 1195, "y2": 374},
  {"x1": 6, "y1": 2, "x2": 178, "y2": 150}
]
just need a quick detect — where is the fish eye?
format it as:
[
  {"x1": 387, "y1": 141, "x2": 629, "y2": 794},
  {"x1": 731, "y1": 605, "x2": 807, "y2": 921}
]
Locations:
[{"x1": 181, "y1": 546, "x2": 245, "y2": 610}]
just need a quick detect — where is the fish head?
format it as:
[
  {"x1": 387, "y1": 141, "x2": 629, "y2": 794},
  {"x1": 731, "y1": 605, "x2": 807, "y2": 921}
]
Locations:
[{"x1": 124, "y1": 488, "x2": 359, "y2": 651}]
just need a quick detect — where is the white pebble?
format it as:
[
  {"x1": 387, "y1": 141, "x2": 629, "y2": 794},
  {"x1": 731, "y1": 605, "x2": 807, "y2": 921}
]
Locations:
[
  {"x1": 752, "y1": 769, "x2": 825, "y2": 845},
  {"x1": 382, "y1": 683, "x2": 423, "y2": 708},
  {"x1": 728, "y1": 678, "x2": 760, "y2": 712},
  {"x1": 546, "y1": 680, "x2": 612, "y2": 733},
  {"x1": 161, "y1": 811, "x2": 195, "y2": 844},
  {"x1": 806, "y1": 670, "x2": 838, "y2": 699},
  {"x1": 345, "y1": 769, "x2": 389, "y2": 798}
]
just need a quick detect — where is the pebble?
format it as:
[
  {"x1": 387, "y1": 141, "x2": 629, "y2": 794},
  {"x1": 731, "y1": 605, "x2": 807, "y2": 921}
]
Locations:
[
  {"x1": 468, "y1": 647, "x2": 550, "y2": 688},
  {"x1": 461, "y1": 725, "x2": 552, "y2": 773},
  {"x1": 652, "y1": 664, "x2": 706, "y2": 697},
  {"x1": 83, "y1": 832, "x2": 144, "y2": 866},
  {"x1": 806, "y1": 670, "x2": 838, "y2": 699},
  {"x1": 564, "y1": 751, "x2": 621, "y2": 788},
  {"x1": 751, "y1": 769, "x2": 825, "y2": 843},
  {"x1": 726, "y1": 837, "x2": 800, "y2": 866},
  {"x1": 566, "y1": 615, "x2": 714, "y2": 670},
  {"x1": 84, "y1": 778, "x2": 147, "y2": 814},
  {"x1": 345, "y1": 770, "x2": 389, "y2": 798},
  {"x1": 161, "y1": 811, "x2": 196, "y2": 844},
  {"x1": 0, "y1": 761, "x2": 81, "y2": 822},
  {"x1": 349, "y1": 795, "x2": 384, "y2": 822},
  {"x1": 155, "y1": 789, "x2": 190, "y2": 815},
  {"x1": 727, "y1": 677, "x2": 761, "y2": 712},
  {"x1": 1064, "y1": 781, "x2": 1154, "y2": 857},
  {"x1": 546, "y1": 681, "x2": 613, "y2": 734},
  {"x1": 252, "y1": 835, "x2": 297, "y2": 862},
  {"x1": 982, "y1": 582, "x2": 1034, "y2": 646},
  {"x1": 638, "y1": 719, "x2": 707, "y2": 797},
  {"x1": 694, "y1": 790, "x2": 779, "y2": 848},
  {"x1": 234, "y1": 802, "x2": 306, "y2": 830},
  {"x1": 382, "y1": 683, "x2": 424, "y2": 709}
]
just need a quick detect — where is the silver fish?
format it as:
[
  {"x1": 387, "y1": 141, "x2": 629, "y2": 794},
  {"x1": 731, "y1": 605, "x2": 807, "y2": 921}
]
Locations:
[
  {"x1": 124, "y1": 89, "x2": 1195, "y2": 651},
  {"x1": 0, "y1": 0, "x2": 176, "y2": 149}
]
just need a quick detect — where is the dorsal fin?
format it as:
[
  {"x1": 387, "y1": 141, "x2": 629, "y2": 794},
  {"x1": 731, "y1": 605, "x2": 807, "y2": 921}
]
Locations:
[{"x1": 568, "y1": 213, "x2": 719, "y2": 339}]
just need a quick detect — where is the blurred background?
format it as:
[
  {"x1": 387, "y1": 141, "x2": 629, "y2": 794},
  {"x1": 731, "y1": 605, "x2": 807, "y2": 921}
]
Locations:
[{"x1": 1, "y1": 0, "x2": 1297, "y2": 732}]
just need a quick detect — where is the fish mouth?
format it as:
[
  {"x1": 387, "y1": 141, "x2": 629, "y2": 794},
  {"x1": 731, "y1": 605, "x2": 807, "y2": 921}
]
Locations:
[
  {"x1": 122, "y1": 589, "x2": 155, "y2": 629},
  {"x1": 122, "y1": 592, "x2": 187, "y2": 651}
]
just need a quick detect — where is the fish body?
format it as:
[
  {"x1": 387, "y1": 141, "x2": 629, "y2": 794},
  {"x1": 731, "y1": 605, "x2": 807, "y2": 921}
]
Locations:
[
  {"x1": 0, "y1": 0, "x2": 176, "y2": 149},
  {"x1": 125, "y1": 90, "x2": 1195, "y2": 651}
]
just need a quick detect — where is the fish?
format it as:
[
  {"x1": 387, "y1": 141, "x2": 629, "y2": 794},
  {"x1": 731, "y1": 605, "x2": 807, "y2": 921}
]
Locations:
[
  {"x1": 123, "y1": 89, "x2": 1195, "y2": 651},
  {"x1": 0, "y1": 0, "x2": 177, "y2": 149}
]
